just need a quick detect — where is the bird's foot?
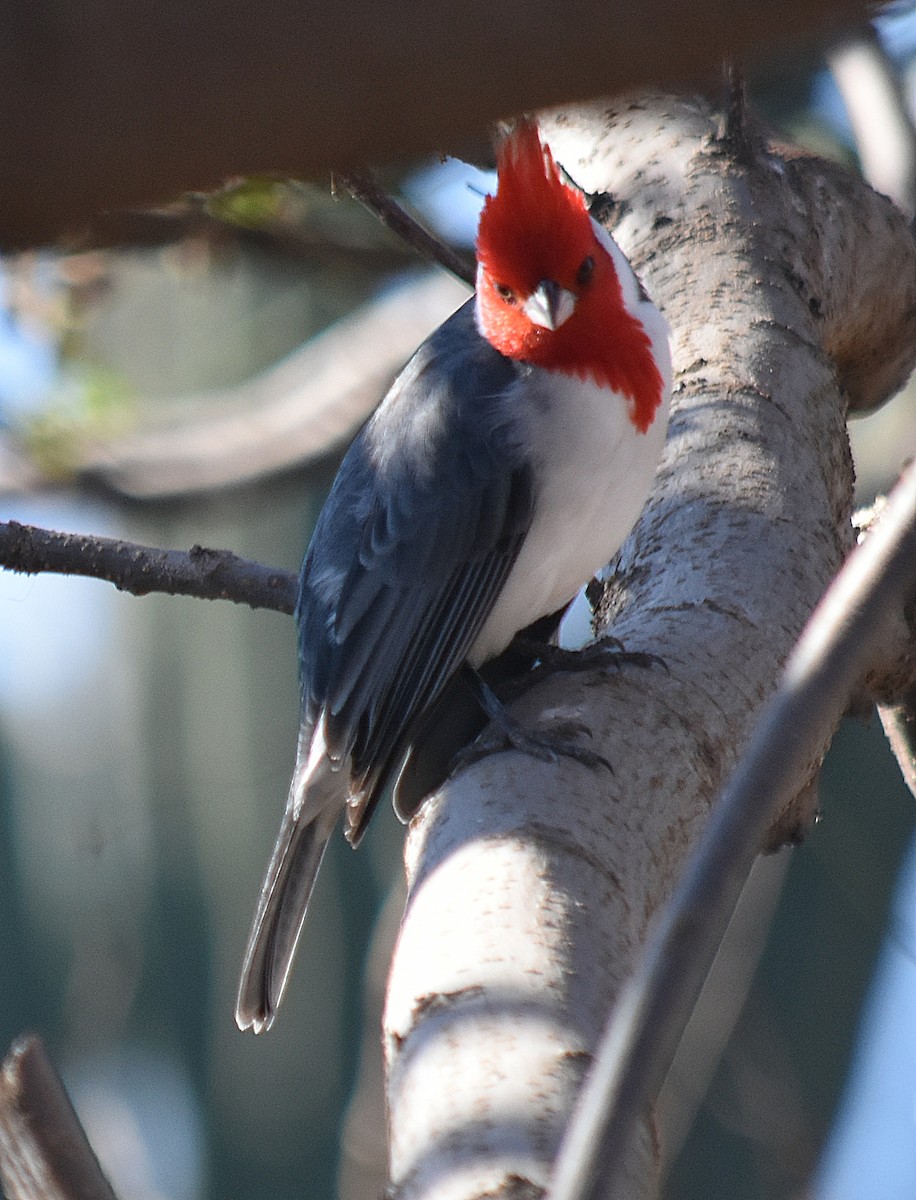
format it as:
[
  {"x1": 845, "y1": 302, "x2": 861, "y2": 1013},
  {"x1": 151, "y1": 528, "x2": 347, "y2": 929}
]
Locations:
[
  {"x1": 501, "y1": 636, "x2": 667, "y2": 698},
  {"x1": 449, "y1": 706, "x2": 613, "y2": 776},
  {"x1": 550, "y1": 639, "x2": 668, "y2": 675},
  {"x1": 448, "y1": 645, "x2": 665, "y2": 778}
]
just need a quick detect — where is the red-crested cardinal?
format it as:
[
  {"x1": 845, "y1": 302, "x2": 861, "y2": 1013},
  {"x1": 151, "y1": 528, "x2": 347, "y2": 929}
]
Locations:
[{"x1": 236, "y1": 118, "x2": 671, "y2": 1032}]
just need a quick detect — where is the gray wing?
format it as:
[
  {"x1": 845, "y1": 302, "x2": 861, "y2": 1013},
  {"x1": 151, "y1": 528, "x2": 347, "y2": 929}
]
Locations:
[{"x1": 296, "y1": 300, "x2": 533, "y2": 841}]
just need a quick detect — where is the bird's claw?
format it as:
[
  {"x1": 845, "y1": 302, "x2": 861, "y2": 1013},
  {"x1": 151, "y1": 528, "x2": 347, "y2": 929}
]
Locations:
[
  {"x1": 449, "y1": 713, "x2": 613, "y2": 776},
  {"x1": 512, "y1": 632, "x2": 624, "y2": 664},
  {"x1": 498, "y1": 637, "x2": 667, "y2": 701},
  {"x1": 541, "y1": 637, "x2": 668, "y2": 675}
]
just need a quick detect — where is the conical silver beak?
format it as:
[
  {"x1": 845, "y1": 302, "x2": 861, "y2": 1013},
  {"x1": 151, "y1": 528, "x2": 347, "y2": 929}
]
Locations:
[{"x1": 522, "y1": 279, "x2": 576, "y2": 330}]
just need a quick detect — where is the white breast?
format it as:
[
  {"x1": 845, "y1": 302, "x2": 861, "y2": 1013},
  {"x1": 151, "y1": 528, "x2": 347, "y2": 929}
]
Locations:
[{"x1": 470, "y1": 306, "x2": 671, "y2": 665}]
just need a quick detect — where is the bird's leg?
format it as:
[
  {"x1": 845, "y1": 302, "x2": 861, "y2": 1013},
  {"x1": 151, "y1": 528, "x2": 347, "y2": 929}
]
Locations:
[
  {"x1": 449, "y1": 669, "x2": 614, "y2": 776},
  {"x1": 478, "y1": 607, "x2": 568, "y2": 686},
  {"x1": 397, "y1": 628, "x2": 664, "y2": 808}
]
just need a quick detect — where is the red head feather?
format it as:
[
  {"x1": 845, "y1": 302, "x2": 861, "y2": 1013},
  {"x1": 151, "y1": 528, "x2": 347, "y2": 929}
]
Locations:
[
  {"x1": 476, "y1": 119, "x2": 594, "y2": 300},
  {"x1": 475, "y1": 118, "x2": 664, "y2": 434}
]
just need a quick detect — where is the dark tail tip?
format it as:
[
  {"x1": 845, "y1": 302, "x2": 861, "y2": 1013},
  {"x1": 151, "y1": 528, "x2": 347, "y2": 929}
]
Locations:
[{"x1": 235, "y1": 991, "x2": 276, "y2": 1035}]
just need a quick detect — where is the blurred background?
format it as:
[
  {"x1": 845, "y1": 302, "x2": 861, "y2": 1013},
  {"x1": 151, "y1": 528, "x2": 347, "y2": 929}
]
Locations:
[{"x1": 1, "y1": 13, "x2": 916, "y2": 1199}]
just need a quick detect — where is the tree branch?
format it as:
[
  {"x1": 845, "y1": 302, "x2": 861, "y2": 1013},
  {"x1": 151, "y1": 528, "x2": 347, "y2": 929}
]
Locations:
[
  {"x1": 0, "y1": 520, "x2": 296, "y2": 613},
  {"x1": 879, "y1": 686, "x2": 916, "y2": 801},
  {"x1": 853, "y1": 496, "x2": 916, "y2": 700},
  {"x1": 0, "y1": 1034, "x2": 118, "y2": 1200},
  {"x1": 827, "y1": 22, "x2": 916, "y2": 221},
  {"x1": 0, "y1": 0, "x2": 877, "y2": 248},
  {"x1": 335, "y1": 169, "x2": 476, "y2": 287},
  {"x1": 549, "y1": 457, "x2": 916, "y2": 1200},
  {"x1": 383, "y1": 96, "x2": 916, "y2": 1200}
]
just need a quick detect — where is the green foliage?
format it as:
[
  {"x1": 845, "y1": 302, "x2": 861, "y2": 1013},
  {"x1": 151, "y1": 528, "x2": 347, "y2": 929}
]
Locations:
[
  {"x1": 20, "y1": 362, "x2": 134, "y2": 479},
  {"x1": 206, "y1": 177, "x2": 293, "y2": 228}
]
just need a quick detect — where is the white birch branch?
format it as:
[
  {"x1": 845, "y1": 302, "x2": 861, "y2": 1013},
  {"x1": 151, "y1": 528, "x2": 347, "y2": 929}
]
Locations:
[
  {"x1": 383, "y1": 95, "x2": 916, "y2": 1200},
  {"x1": 550, "y1": 456, "x2": 916, "y2": 1200}
]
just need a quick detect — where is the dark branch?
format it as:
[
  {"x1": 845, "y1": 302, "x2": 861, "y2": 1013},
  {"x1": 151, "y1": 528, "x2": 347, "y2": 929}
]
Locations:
[
  {"x1": 335, "y1": 168, "x2": 476, "y2": 287},
  {"x1": 549, "y1": 457, "x2": 916, "y2": 1200},
  {"x1": 0, "y1": 1034, "x2": 118, "y2": 1200},
  {"x1": 1, "y1": 0, "x2": 878, "y2": 248},
  {"x1": 720, "y1": 59, "x2": 757, "y2": 166},
  {"x1": 0, "y1": 521, "x2": 297, "y2": 613}
]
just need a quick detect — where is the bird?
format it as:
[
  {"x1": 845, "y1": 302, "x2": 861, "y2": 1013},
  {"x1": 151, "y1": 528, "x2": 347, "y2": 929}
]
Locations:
[{"x1": 236, "y1": 117, "x2": 672, "y2": 1033}]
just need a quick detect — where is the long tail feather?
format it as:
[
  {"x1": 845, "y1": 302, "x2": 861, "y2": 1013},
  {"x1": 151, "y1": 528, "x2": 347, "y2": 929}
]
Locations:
[{"x1": 236, "y1": 762, "x2": 341, "y2": 1033}]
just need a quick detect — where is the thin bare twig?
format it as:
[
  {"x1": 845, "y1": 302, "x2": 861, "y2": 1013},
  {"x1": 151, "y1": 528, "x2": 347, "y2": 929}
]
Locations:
[
  {"x1": 720, "y1": 60, "x2": 757, "y2": 166},
  {"x1": 335, "y1": 168, "x2": 476, "y2": 286},
  {"x1": 0, "y1": 1034, "x2": 118, "y2": 1200},
  {"x1": 549, "y1": 457, "x2": 916, "y2": 1200},
  {"x1": 879, "y1": 688, "x2": 916, "y2": 801},
  {"x1": 0, "y1": 520, "x2": 297, "y2": 613}
]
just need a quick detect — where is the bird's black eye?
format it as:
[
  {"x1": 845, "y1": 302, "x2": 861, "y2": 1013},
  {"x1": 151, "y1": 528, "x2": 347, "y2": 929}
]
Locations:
[
  {"x1": 493, "y1": 281, "x2": 516, "y2": 304},
  {"x1": 576, "y1": 255, "x2": 595, "y2": 287}
]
